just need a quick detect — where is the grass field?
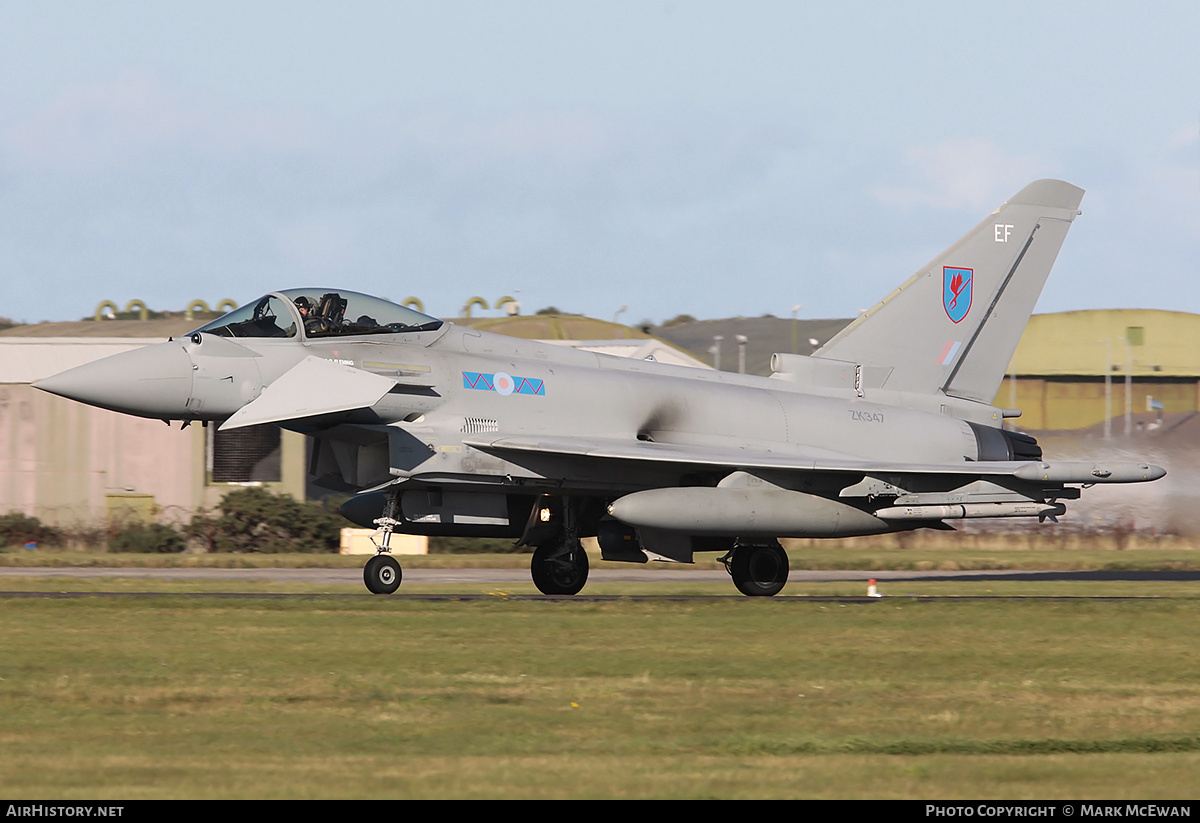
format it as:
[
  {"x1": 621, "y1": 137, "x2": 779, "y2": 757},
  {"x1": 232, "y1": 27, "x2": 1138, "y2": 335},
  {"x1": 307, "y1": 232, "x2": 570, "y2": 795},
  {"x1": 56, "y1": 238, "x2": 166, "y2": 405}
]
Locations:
[
  {"x1": 4, "y1": 529, "x2": 1200, "y2": 572},
  {"x1": 2, "y1": 570, "x2": 1199, "y2": 798}
]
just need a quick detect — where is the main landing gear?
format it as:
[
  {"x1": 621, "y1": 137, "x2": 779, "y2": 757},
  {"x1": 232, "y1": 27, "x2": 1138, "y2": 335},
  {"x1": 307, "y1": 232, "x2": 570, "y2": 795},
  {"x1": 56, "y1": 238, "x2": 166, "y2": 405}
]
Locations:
[
  {"x1": 530, "y1": 536, "x2": 590, "y2": 595},
  {"x1": 721, "y1": 541, "x2": 790, "y2": 597},
  {"x1": 523, "y1": 495, "x2": 592, "y2": 595}
]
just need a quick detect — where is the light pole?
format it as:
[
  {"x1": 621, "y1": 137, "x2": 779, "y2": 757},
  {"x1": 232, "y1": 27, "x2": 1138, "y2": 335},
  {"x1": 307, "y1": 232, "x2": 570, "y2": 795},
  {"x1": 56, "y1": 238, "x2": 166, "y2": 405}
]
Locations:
[
  {"x1": 1007, "y1": 366, "x2": 1017, "y2": 431},
  {"x1": 790, "y1": 304, "x2": 802, "y2": 354},
  {"x1": 709, "y1": 335, "x2": 723, "y2": 371},
  {"x1": 1101, "y1": 339, "x2": 1112, "y2": 440},
  {"x1": 1122, "y1": 336, "x2": 1133, "y2": 437}
]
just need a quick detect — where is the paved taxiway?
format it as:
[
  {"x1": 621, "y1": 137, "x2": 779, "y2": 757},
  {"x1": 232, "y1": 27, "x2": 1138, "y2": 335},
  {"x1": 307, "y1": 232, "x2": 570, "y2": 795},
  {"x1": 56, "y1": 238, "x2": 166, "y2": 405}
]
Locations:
[{"x1": 1, "y1": 568, "x2": 1196, "y2": 584}]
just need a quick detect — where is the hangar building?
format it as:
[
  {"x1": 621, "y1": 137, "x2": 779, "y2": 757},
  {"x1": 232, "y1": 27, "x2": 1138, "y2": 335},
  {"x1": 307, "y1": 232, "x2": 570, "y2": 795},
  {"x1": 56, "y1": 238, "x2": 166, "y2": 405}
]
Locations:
[
  {"x1": 2, "y1": 307, "x2": 1196, "y2": 530},
  {"x1": 1000, "y1": 310, "x2": 1200, "y2": 431}
]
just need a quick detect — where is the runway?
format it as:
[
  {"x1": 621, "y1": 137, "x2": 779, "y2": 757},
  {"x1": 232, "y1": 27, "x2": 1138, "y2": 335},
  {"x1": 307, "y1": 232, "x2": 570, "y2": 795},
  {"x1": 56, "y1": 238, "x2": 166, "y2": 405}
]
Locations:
[{"x1": 0, "y1": 567, "x2": 1197, "y2": 584}]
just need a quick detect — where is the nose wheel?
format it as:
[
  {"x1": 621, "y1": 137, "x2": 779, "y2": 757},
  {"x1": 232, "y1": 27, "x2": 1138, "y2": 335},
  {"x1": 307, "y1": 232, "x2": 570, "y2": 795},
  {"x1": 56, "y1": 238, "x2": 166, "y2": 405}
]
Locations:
[{"x1": 364, "y1": 554, "x2": 402, "y2": 594}]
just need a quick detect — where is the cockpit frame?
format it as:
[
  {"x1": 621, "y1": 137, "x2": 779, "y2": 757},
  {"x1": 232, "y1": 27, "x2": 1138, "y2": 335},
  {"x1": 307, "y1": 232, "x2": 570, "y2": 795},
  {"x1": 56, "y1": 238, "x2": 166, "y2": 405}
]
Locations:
[{"x1": 188, "y1": 289, "x2": 444, "y2": 341}]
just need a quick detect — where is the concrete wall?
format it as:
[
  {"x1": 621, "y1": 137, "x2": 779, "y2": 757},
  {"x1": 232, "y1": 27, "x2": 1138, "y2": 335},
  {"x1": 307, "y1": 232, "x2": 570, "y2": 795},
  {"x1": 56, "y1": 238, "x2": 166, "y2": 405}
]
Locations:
[{"x1": 0, "y1": 384, "x2": 196, "y2": 526}]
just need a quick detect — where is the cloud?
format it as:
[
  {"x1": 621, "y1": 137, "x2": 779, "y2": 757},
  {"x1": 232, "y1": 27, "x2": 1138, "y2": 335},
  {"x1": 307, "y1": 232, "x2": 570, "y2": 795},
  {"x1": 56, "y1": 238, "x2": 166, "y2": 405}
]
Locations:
[
  {"x1": 1165, "y1": 122, "x2": 1200, "y2": 153},
  {"x1": 870, "y1": 137, "x2": 1045, "y2": 213}
]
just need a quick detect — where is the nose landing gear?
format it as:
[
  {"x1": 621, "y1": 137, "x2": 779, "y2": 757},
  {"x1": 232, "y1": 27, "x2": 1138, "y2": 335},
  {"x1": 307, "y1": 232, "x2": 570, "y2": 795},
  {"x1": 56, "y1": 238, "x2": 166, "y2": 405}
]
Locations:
[{"x1": 363, "y1": 492, "x2": 404, "y2": 595}]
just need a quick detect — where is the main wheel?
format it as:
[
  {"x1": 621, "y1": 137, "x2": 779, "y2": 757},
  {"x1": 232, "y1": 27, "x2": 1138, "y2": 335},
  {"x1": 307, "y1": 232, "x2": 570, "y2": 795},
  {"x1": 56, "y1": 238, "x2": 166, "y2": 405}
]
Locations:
[
  {"x1": 730, "y1": 542, "x2": 789, "y2": 597},
  {"x1": 364, "y1": 554, "x2": 402, "y2": 594},
  {"x1": 530, "y1": 539, "x2": 590, "y2": 595}
]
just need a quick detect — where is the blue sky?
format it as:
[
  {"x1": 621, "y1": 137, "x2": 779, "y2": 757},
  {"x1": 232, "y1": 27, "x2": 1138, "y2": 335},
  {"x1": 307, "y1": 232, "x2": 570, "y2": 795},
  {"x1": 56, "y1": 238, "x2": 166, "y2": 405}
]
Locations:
[{"x1": 1, "y1": 1, "x2": 1197, "y2": 324}]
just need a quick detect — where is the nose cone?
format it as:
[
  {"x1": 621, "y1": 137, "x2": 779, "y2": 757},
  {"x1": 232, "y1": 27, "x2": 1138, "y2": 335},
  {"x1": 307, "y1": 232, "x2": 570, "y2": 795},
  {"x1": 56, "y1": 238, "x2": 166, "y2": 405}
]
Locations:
[{"x1": 34, "y1": 342, "x2": 193, "y2": 419}]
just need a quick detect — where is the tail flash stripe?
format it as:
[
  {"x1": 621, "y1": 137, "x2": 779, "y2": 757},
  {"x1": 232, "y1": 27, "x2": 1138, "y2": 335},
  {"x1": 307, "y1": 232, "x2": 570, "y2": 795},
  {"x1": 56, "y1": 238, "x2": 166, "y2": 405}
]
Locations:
[{"x1": 938, "y1": 341, "x2": 962, "y2": 365}]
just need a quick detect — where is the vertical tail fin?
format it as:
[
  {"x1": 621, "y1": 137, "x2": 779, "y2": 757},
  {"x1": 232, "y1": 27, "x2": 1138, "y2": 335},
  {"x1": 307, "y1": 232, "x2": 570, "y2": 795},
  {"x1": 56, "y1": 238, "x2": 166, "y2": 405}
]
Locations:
[{"x1": 815, "y1": 179, "x2": 1084, "y2": 403}]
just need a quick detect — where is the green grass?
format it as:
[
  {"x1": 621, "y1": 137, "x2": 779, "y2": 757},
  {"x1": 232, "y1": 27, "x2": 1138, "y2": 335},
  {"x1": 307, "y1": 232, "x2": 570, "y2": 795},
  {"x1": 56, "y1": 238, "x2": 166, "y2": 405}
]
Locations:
[{"x1": 2, "y1": 580, "x2": 1199, "y2": 798}]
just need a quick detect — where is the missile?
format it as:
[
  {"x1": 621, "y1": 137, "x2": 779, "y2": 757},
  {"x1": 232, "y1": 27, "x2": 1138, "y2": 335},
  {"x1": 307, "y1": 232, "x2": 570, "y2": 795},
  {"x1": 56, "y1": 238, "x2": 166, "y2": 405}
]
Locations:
[{"x1": 874, "y1": 501, "x2": 1067, "y2": 520}]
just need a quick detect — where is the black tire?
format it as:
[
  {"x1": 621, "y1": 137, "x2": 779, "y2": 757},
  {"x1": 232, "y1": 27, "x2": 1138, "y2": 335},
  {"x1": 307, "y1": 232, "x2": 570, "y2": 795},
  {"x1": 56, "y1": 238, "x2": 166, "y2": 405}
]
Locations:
[
  {"x1": 364, "y1": 554, "x2": 402, "y2": 594},
  {"x1": 730, "y1": 542, "x2": 789, "y2": 597},
  {"x1": 530, "y1": 539, "x2": 589, "y2": 595}
]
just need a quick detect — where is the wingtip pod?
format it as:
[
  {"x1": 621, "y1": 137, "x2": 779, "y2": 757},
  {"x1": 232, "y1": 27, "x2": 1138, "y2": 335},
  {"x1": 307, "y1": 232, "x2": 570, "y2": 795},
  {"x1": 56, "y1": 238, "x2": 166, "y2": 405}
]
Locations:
[
  {"x1": 1012, "y1": 462, "x2": 1166, "y2": 484},
  {"x1": 1004, "y1": 179, "x2": 1085, "y2": 212}
]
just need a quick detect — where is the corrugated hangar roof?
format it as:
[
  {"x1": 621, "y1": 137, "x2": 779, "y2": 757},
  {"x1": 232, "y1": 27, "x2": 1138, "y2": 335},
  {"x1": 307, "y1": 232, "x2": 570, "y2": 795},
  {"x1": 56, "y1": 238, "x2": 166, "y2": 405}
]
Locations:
[
  {"x1": 0, "y1": 316, "x2": 221, "y2": 338},
  {"x1": 1007, "y1": 310, "x2": 1200, "y2": 378},
  {"x1": 455, "y1": 314, "x2": 652, "y2": 341}
]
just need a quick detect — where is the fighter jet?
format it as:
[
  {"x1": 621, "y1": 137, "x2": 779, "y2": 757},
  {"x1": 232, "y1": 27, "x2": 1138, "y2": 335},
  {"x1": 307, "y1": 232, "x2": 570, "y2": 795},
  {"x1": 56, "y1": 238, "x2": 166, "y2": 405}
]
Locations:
[{"x1": 34, "y1": 180, "x2": 1164, "y2": 596}]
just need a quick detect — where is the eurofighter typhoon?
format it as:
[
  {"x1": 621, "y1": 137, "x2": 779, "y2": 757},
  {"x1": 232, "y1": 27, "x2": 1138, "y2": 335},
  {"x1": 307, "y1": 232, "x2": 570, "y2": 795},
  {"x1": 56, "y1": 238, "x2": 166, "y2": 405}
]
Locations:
[{"x1": 35, "y1": 180, "x2": 1164, "y2": 596}]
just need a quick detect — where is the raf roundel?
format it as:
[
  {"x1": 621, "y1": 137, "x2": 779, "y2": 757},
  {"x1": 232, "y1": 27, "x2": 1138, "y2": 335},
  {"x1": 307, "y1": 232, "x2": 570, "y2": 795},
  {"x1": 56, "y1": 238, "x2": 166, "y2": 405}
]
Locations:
[{"x1": 493, "y1": 371, "x2": 515, "y2": 396}]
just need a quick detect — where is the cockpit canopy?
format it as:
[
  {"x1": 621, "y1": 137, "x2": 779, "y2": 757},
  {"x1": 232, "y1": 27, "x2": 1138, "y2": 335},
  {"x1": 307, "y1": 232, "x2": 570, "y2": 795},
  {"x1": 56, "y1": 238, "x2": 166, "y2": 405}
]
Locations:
[{"x1": 191, "y1": 289, "x2": 443, "y2": 340}]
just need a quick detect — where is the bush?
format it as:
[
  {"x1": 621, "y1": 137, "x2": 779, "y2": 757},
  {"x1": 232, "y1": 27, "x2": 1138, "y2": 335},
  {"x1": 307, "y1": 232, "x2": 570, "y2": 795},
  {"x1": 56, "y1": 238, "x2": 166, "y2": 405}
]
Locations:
[
  {"x1": 0, "y1": 512, "x2": 60, "y2": 548},
  {"x1": 427, "y1": 536, "x2": 530, "y2": 554},
  {"x1": 189, "y1": 487, "x2": 349, "y2": 553},
  {"x1": 107, "y1": 522, "x2": 187, "y2": 553}
]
